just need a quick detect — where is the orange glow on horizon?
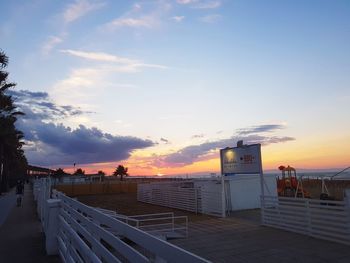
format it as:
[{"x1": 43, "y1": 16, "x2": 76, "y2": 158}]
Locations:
[{"x1": 56, "y1": 135, "x2": 350, "y2": 176}]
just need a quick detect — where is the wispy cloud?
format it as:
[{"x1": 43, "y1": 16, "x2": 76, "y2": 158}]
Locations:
[
  {"x1": 171, "y1": 16, "x2": 185, "y2": 22},
  {"x1": 160, "y1": 138, "x2": 171, "y2": 144},
  {"x1": 41, "y1": 36, "x2": 63, "y2": 55},
  {"x1": 158, "y1": 135, "x2": 295, "y2": 167},
  {"x1": 236, "y1": 124, "x2": 286, "y2": 135},
  {"x1": 103, "y1": 1, "x2": 171, "y2": 31},
  {"x1": 60, "y1": 49, "x2": 168, "y2": 69},
  {"x1": 192, "y1": 134, "x2": 205, "y2": 139},
  {"x1": 176, "y1": 0, "x2": 198, "y2": 4},
  {"x1": 53, "y1": 50, "x2": 167, "y2": 105},
  {"x1": 152, "y1": 124, "x2": 295, "y2": 167},
  {"x1": 63, "y1": 0, "x2": 106, "y2": 24},
  {"x1": 193, "y1": 1, "x2": 221, "y2": 9},
  {"x1": 106, "y1": 17, "x2": 156, "y2": 29},
  {"x1": 199, "y1": 14, "x2": 222, "y2": 23},
  {"x1": 176, "y1": 0, "x2": 221, "y2": 9},
  {"x1": 61, "y1": 49, "x2": 138, "y2": 64}
]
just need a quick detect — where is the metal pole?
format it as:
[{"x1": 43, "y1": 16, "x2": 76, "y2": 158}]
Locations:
[
  {"x1": 258, "y1": 144, "x2": 265, "y2": 225},
  {"x1": 221, "y1": 175, "x2": 226, "y2": 218}
]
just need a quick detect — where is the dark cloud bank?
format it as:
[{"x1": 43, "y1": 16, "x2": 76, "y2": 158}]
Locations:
[{"x1": 10, "y1": 90, "x2": 154, "y2": 166}]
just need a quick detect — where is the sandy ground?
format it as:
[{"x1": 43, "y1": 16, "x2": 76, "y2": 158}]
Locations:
[{"x1": 77, "y1": 192, "x2": 214, "y2": 222}]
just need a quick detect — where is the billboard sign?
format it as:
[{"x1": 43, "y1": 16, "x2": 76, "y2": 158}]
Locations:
[{"x1": 220, "y1": 144, "x2": 262, "y2": 175}]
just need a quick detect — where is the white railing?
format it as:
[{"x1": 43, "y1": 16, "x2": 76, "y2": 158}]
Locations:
[
  {"x1": 137, "y1": 183, "x2": 223, "y2": 217},
  {"x1": 94, "y1": 208, "x2": 188, "y2": 239},
  {"x1": 262, "y1": 195, "x2": 350, "y2": 245},
  {"x1": 138, "y1": 184, "x2": 199, "y2": 213},
  {"x1": 197, "y1": 189, "x2": 223, "y2": 217},
  {"x1": 36, "y1": 179, "x2": 210, "y2": 263}
]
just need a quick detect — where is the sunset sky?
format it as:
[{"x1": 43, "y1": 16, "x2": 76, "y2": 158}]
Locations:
[{"x1": 1, "y1": 0, "x2": 349, "y2": 175}]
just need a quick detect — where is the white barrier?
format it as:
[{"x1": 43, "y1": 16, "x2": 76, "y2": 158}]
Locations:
[
  {"x1": 262, "y1": 195, "x2": 350, "y2": 245},
  {"x1": 137, "y1": 182, "x2": 223, "y2": 217},
  {"x1": 95, "y1": 208, "x2": 188, "y2": 239},
  {"x1": 35, "y1": 179, "x2": 210, "y2": 263}
]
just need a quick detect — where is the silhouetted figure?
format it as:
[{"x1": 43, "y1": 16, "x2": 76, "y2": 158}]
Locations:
[{"x1": 16, "y1": 180, "x2": 24, "y2": 207}]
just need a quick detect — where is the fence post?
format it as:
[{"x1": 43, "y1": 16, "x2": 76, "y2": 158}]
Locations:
[
  {"x1": 195, "y1": 189, "x2": 198, "y2": 214},
  {"x1": 306, "y1": 199, "x2": 311, "y2": 236},
  {"x1": 345, "y1": 189, "x2": 350, "y2": 241},
  {"x1": 45, "y1": 199, "x2": 61, "y2": 255}
]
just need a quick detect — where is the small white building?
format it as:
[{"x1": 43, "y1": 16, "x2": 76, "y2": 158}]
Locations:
[{"x1": 225, "y1": 174, "x2": 277, "y2": 211}]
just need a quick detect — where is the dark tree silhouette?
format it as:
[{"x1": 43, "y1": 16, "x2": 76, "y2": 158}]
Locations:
[
  {"x1": 0, "y1": 50, "x2": 27, "y2": 193},
  {"x1": 113, "y1": 165, "x2": 128, "y2": 181},
  {"x1": 53, "y1": 168, "x2": 66, "y2": 178},
  {"x1": 73, "y1": 168, "x2": 85, "y2": 175},
  {"x1": 97, "y1": 170, "x2": 105, "y2": 181}
]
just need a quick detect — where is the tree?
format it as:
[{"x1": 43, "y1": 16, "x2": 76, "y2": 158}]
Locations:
[
  {"x1": 73, "y1": 168, "x2": 85, "y2": 175},
  {"x1": 113, "y1": 165, "x2": 128, "y2": 181},
  {"x1": 53, "y1": 168, "x2": 66, "y2": 178},
  {"x1": 0, "y1": 50, "x2": 27, "y2": 193},
  {"x1": 97, "y1": 170, "x2": 105, "y2": 181}
]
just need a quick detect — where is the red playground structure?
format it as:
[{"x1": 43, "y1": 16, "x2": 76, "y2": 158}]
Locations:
[{"x1": 277, "y1": 165, "x2": 310, "y2": 198}]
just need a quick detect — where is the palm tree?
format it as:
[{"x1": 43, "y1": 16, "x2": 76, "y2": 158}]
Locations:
[
  {"x1": 97, "y1": 170, "x2": 105, "y2": 181},
  {"x1": 113, "y1": 165, "x2": 128, "y2": 181},
  {"x1": 73, "y1": 168, "x2": 85, "y2": 175},
  {"x1": 0, "y1": 50, "x2": 27, "y2": 193},
  {"x1": 53, "y1": 168, "x2": 66, "y2": 178}
]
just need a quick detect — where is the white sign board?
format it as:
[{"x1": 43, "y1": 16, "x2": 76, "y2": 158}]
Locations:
[{"x1": 220, "y1": 144, "x2": 262, "y2": 175}]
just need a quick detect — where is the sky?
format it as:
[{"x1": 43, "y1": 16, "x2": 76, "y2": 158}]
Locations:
[{"x1": 1, "y1": 0, "x2": 349, "y2": 176}]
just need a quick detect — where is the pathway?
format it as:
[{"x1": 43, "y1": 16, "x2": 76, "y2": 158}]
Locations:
[{"x1": 0, "y1": 184, "x2": 60, "y2": 263}]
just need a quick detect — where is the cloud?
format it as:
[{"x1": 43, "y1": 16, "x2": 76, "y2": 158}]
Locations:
[
  {"x1": 176, "y1": 0, "x2": 221, "y2": 9},
  {"x1": 176, "y1": 0, "x2": 198, "y2": 4},
  {"x1": 61, "y1": 49, "x2": 138, "y2": 64},
  {"x1": 199, "y1": 14, "x2": 222, "y2": 23},
  {"x1": 63, "y1": 0, "x2": 106, "y2": 24},
  {"x1": 152, "y1": 124, "x2": 295, "y2": 167},
  {"x1": 106, "y1": 17, "x2": 156, "y2": 29},
  {"x1": 157, "y1": 135, "x2": 295, "y2": 167},
  {"x1": 103, "y1": 1, "x2": 171, "y2": 31},
  {"x1": 192, "y1": 134, "x2": 205, "y2": 139},
  {"x1": 53, "y1": 50, "x2": 167, "y2": 105},
  {"x1": 60, "y1": 49, "x2": 167, "y2": 69},
  {"x1": 18, "y1": 120, "x2": 154, "y2": 166},
  {"x1": 41, "y1": 36, "x2": 63, "y2": 55},
  {"x1": 171, "y1": 16, "x2": 185, "y2": 22},
  {"x1": 10, "y1": 89, "x2": 154, "y2": 166},
  {"x1": 192, "y1": 1, "x2": 221, "y2": 9},
  {"x1": 160, "y1": 138, "x2": 170, "y2": 144},
  {"x1": 7, "y1": 89, "x2": 88, "y2": 121},
  {"x1": 236, "y1": 124, "x2": 286, "y2": 135}
]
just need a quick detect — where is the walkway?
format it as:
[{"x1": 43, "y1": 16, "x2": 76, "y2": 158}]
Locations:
[
  {"x1": 0, "y1": 184, "x2": 60, "y2": 263},
  {"x1": 171, "y1": 210, "x2": 350, "y2": 263},
  {"x1": 0, "y1": 188, "x2": 15, "y2": 226}
]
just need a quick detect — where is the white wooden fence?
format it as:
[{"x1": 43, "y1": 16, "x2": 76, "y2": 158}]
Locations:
[
  {"x1": 262, "y1": 195, "x2": 350, "y2": 245},
  {"x1": 34, "y1": 179, "x2": 211, "y2": 263},
  {"x1": 137, "y1": 182, "x2": 223, "y2": 217}
]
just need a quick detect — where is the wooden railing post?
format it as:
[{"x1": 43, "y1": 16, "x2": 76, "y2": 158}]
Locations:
[{"x1": 45, "y1": 199, "x2": 61, "y2": 255}]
